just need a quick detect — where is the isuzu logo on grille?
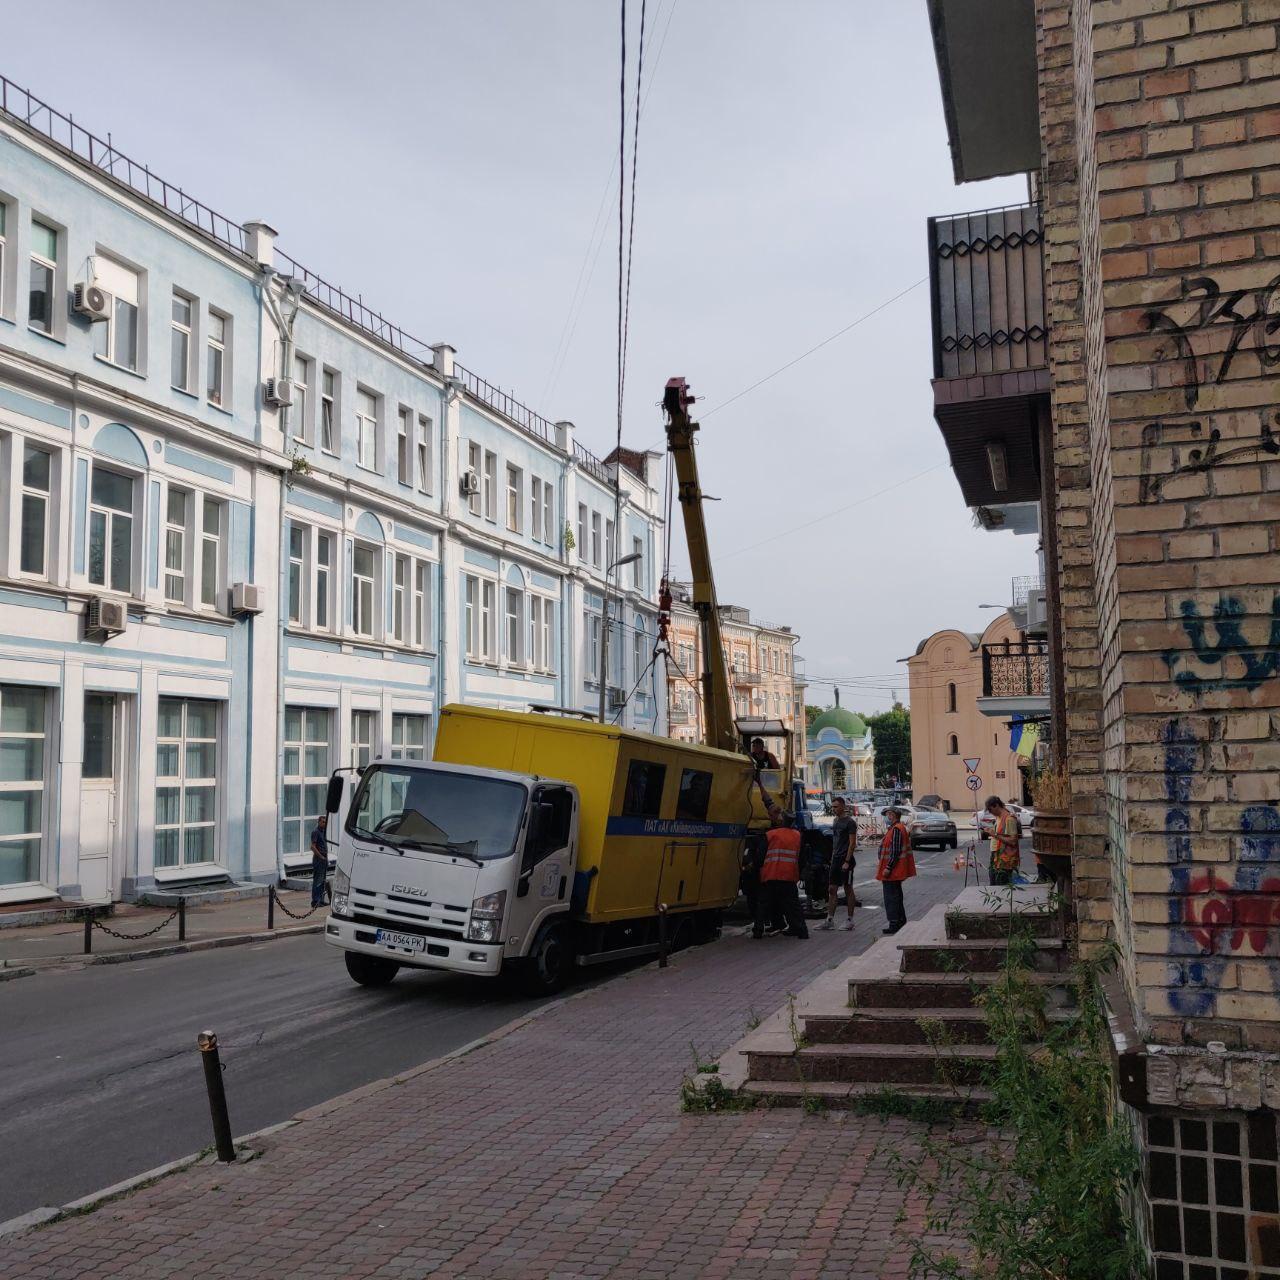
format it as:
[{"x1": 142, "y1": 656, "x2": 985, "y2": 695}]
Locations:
[{"x1": 391, "y1": 883, "x2": 430, "y2": 898}]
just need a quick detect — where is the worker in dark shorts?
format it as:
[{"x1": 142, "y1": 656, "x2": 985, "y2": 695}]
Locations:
[{"x1": 819, "y1": 796, "x2": 860, "y2": 930}]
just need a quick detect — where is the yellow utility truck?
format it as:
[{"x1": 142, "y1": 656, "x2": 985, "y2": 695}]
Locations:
[{"x1": 323, "y1": 705, "x2": 754, "y2": 993}]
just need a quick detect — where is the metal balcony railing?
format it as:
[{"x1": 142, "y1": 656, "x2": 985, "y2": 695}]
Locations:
[
  {"x1": 929, "y1": 202, "x2": 1046, "y2": 380},
  {"x1": 1011, "y1": 573, "x2": 1045, "y2": 608},
  {"x1": 731, "y1": 668, "x2": 763, "y2": 687},
  {"x1": 981, "y1": 639, "x2": 1050, "y2": 699},
  {"x1": 572, "y1": 440, "x2": 613, "y2": 486}
]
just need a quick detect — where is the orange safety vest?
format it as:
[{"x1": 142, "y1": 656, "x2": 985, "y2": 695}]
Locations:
[
  {"x1": 876, "y1": 822, "x2": 917, "y2": 882},
  {"x1": 991, "y1": 812, "x2": 1021, "y2": 871},
  {"x1": 760, "y1": 827, "x2": 802, "y2": 882}
]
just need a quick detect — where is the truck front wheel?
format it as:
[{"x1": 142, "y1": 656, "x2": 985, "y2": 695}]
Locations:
[
  {"x1": 519, "y1": 922, "x2": 573, "y2": 996},
  {"x1": 345, "y1": 952, "x2": 400, "y2": 987}
]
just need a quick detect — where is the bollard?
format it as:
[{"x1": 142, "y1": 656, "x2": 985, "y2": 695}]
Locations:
[
  {"x1": 657, "y1": 903, "x2": 669, "y2": 969},
  {"x1": 83, "y1": 909, "x2": 93, "y2": 956},
  {"x1": 197, "y1": 1030, "x2": 236, "y2": 1163},
  {"x1": 178, "y1": 896, "x2": 187, "y2": 942},
  {"x1": 267, "y1": 884, "x2": 275, "y2": 930}
]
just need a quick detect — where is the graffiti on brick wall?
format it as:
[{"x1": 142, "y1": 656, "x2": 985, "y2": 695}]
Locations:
[
  {"x1": 1164, "y1": 719, "x2": 1280, "y2": 1016},
  {"x1": 1164, "y1": 595, "x2": 1280, "y2": 690},
  {"x1": 1138, "y1": 414, "x2": 1280, "y2": 503},
  {"x1": 1142, "y1": 272, "x2": 1280, "y2": 411}
]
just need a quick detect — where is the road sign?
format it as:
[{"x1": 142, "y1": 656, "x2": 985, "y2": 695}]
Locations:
[
  {"x1": 963, "y1": 757, "x2": 981, "y2": 774},
  {"x1": 965, "y1": 775, "x2": 982, "y2": 791}
]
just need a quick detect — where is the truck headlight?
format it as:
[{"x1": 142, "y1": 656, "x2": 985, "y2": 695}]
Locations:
[
  {"x1": 331, "y1": 894, "x2": 350, "y2": 917},
  {"x1": 466, "y1": 890, "x2": 506, "y2": 943},
  {"x1": 335, "y1": 866, "x2": 351, "y2": 897}
]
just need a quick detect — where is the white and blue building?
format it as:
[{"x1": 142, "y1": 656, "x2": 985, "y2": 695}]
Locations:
[{"x1": 0, "y1": 75, "x2": 664, "y2": 904}]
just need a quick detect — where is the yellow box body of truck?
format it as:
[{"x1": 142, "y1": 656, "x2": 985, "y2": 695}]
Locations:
[{"x1": 434, "y1": 705, "x2": 754, "y2": 922}]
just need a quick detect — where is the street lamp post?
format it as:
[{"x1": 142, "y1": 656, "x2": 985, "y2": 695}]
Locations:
[{"x1": 598, "y1": 551, "x2": 643, "y2": 723}]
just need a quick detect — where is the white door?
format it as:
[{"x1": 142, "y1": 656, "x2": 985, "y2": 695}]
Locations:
[
  {"x1": 79, "y1": 693, "x2": 119, "y2": 902},
  {"x1": 506, "y1": 786, "x2": 575, "y2": 950}
]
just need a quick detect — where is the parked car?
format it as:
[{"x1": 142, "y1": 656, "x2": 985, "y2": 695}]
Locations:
[
  {"x1": 873, "y1": 801, "x2": 917, "y2": 828},
  {"x1": 978, "y1": 801, "x2": 1034, "y2": 838},
  {"x1": 916, "y1": 793, "x2": 948, "y2": 812},
  {"x1": 912, "y1": 809, "x2": 958, "y2": 850}
]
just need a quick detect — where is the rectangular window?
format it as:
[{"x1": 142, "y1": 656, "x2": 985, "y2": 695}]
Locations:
[
  {"x1": 356, "y1": 388, "x2": 378, "y2": 471},
  {"x1": 0, "y1": 205, "x2": 6, "y2": 314},
  {"x1": 287, "y1": 523, "x2": 304, "y2": 624},
  {"x1": 506, "y1": 465, "x2": 522, "y2": 533},
  {"x1": 19, "y1": 444, "x2": 52, "y2": 578},
  {"x1": 632, "y1": 537, "x2": 643, "y2": 589},
  {"x1": 605, "y1": 519, "x2": 615, "y2": 569},
  {"x1": 530, "y1": 477, "x2": 543, "y2": 542},
  {"x1": 351, "y1": 709, "x2": 377, "y2": 770},
  {"x1": 292, "y1": 354, "x2": 311, "y2": 442},
  {"x1": 416, "y1": 414, "x2": 432, "y2": 494},
  {"x1": 483, "y1": 450, "x2": 497, "y2": 521},
  {"x1": 633, "y1": 622, "x2": 645, "y2": 681},
  {"x1": 164, "y1": 488, "x2": 188, "y2": 603},
  {"x1": 281, "y1": 706, "x2": 330, "y2": 857},
  {"x1": 412, "y1": 560, "x2": 430, "y2": 649},
  {"x1": 481, "y1": 579, "x2": 495, "y2": 659},
  {"x1": 92, "y1": 256, "x2": 141, "y2": 371},
  {"x1": 397, "y1": 407, "x2": 412, "y2": 485},
  {"x1": 28, "y1": 220, "x2": 57, "y2": 335},
  {"x1": 586, "y1": 612, "x2": 601, "y2": 676},
  {"x1": 577, "y1": 503, "x2": 587, "y2": 556},
  {"x1": 351, "y1": 543, "x2": 376, "y2": 637},
  {"x1": 199, "y1": 497, "x2": 222, "y2": 609},
  {"x1": 320, "y1": 368, "x2": 337, "y2": 454},
  {"x1": 465, "y1": 575, "x2": 478, "y2": 658},
  {"x1": 83, "y1": 693, "x2": 115, "y2": 781},
  {"x1": 88, "y1": 467, "x2": 134, "y2": 593},
  {"x1": 392, "y1": 554, "x2": 408, "y2": 643},
  {"x1": 315, "y1": 532, "x2": 332, "y2": 630},
  {"x1": 591, "y1": 512, "x2": 601, "y2": 568},
  {"x1": 392, "y1": 713, "x2": 428, "y2": 761},
  {"x1": 171, "y1": 292, "x2": 193, "y2": 392},
  {"x1": 676, "y1": 768, "x2": 712, "y2": 822},
  {"x1": 206, "y1": 309, "x2": 228, "y2": 407},
  {"x1": 0, "y1": 684, "x2": 46, "y2": 886},
  {"x1": 622, "y1": 759, "x2": 666, "y2": 818},
  {"x1": 529, "y1": 595, "x2": 553, "y2": 672},
  {"x1": 154, "y1": 698, "x2": 218, "y2": 868},
  {"x1": 505, "y1": 587, "x2": 523, "y2": 665},
  {"x1": 467, "y1": 442, "x2": 482, "y2": 516},
  {"x1": 541, "y1": 480, "x2": 553, "y2": 547}
]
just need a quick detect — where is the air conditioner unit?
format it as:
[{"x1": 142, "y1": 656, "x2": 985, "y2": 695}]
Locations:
[
  {"x1": 85, "y1": 597, "x2": 128, "y2": 638},
  {"x1": 460, "y1": 469, "x2": 480, "y2": 497},
  {"x1": 608, "y1": 686, "x2": 627, "y2": 707},
  {"x1": 72, "y1": 283, "x2": 110, "y2": 322},
  {"x1": 230, "y1": 582, "x2": 263, "y2": 615},
  {"x1": 264, "y1": 377, "x2": 293, "y2": 409}
]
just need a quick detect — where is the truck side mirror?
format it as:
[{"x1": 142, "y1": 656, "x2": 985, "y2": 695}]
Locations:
[{"x1": 325, "y1": 774, "x2": 344, "y2": 815}]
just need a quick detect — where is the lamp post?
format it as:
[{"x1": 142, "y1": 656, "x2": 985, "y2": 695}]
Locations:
[{"x1": 598, "y1": 551, "x2": 643, "y2": 723}]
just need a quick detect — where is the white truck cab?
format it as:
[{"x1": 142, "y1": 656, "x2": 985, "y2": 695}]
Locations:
[{"x1": 324, "y1": 757, "x2": 578, "y2": 992}]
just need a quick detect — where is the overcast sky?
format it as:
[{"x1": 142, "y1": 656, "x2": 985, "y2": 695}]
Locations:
[{"x1": 8, "y1": 1, "x2": 1036, "y2": 713}]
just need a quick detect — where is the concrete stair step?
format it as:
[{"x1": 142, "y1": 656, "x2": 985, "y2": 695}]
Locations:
[
  {"x1": 740, "y1": 1079, "x2": 993, "y2": 1115},
  {"x1": 747, "y1": 1041, "x2": 1004, "y2": 1086},
  {"x1": 944, "y1": 884, "x2": 1061, "y2": 940},
  {"x1": 849, "y1": 970, "x2": 1075, "y2": 1010},
  {"x1": 898, "y1": 937, "x2": 1069, "y2": 975},
  {"x1": 802, "y1": 1006, "x2": 1073, "y2": 1045}
]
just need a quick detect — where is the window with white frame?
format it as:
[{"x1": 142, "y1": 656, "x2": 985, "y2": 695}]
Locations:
[
  {"x1": 28, "y1": 219, "x2": 57, "y2": 335},
  {"x1": 287, "y1": 522, "x2": 305, "y2": 623},
  {"x1": 351, "y1": 542, "x2": 377, "y2": 638},
  {"x1": 162, "y1": 489, "x2": 222, "y2": 610},
  {"x1": 605, "y1": 519, "x2": 615, "y2": 569},
  {"x1": 164, "y1": 488, "x2": 189, "y2": 604},
  {"x1": 292, "y1": 354, "x2": 311, "y2": 443},
  {"x1": 483, "y1": 450, "x2": 497, "y2": 521},
  {"x1": 282, "y1": 706, "x2": 330, "y2": 858},
  {"x1": 577, "y1": 503, "x2": 587, "y2": 556},
  {"x1": 19, "y1": 443, "x2": 52, "y2": 578},
  {"x1": 529, "y1": 595, "x2": 553, "y2": 672},
  {"x1": 585, "y1": 611, "x2": 601, "y2": 678},
  {"x1": 356, "y1": 389, "x2": 378, "y2": 471},
  {"x1": 466, "y1": 441, "x2": 482, "y2": 515},
  {"x1": 320, "y1": 368, "x2": 338, "y2": 454},
  {"x1": 464, "y1": 574, "x2": 496, "y2": 661},
  {"x1": 0, "y1": 684, "x2": 47, "y2": 886},
  {"x1": 505, "y1": 587, "x2": 524, "y2": 665},
  {"x1": 171, "y1": 291, "x2": 194, "y2": 392},
  {"x1": 631, "y1": 536, "x2": 644, "y2": 589},
  {"x1": 0, "y1": 205, "x2": 6, "y2": 315},
  {"x1": 541, "y1": 478, "x2": 553, "y2": 546},
  {"x1": 392, "y1": 553, "x2": 409, "y2": 643},
  {"x1": 315, "y1": 531, "x2": 333, "y2": 630},
  {"x1": 416, "y1": 414, "x2": 432, "y2": 494},
  {"x1": 155, "y1": 698, "x2": 218, "y2": 868},
  {"x1": 207, "y1": 309, "x2": 229, "y2": 407},
  {"x1": 351, "y1": 709, "x2": 378, "y2": 770},
  {"x1": 397, "y1": 407, "x2": 412, "y2": 485},
  {"x1": 633, "y1": 617, "x2": 647, "y2": 682},
  {"x1": 591, "y1": 512, "x2": 601, "y2": 568},
  {"x1": 412, "y1": 560, "x2": 431, "y2": 649},
  {"x1": 392, "y1": 713, "x2": 428, "y2": 760},
  {"x1": 530, "y1": 478, "x2": 553, "y2": 545},
  {"x1": 506, "y1": 465, "x2": 522, "y2": 533},
  {"x1": 199, "y1": 497, "x2": 222, "y2": 609},
  {"x1": 92, "y1": 256, "x2": 141, "y2": 372},
  {"x1": 87, "y1": 466, "x2": 135, "y2": 593}
]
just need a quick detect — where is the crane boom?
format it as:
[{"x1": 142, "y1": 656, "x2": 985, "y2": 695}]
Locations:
[{"x1": 662, "y1": 377, "x2": 738, "y2": 756}]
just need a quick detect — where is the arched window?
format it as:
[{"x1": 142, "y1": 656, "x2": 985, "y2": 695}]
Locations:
[
  {"x1": 947, "y1": 734, "x2": 958, "y2": 756},
  {"x1": 946, "y1": 682, "x2": 957, "y2": 713}
]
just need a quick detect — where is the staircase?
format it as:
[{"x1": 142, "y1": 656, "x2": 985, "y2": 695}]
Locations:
[{"x1": 723, "y1": 886, "x2": 1072, "y2": 1109}]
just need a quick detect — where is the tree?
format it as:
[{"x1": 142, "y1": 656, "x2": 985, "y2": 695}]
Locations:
[
  {"x1": 865, "y1": 704, "x2": 910, "y2": 788},
  {"x1": 804, "y1": 704, "x2": 824, "y2": 727}
]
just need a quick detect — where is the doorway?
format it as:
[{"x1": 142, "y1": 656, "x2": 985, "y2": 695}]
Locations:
[{"x1": 79, "y1": 693, "x2": 122, "y2": 901}]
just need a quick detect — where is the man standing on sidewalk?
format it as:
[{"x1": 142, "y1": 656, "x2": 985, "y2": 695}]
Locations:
[
  {"x1": 311, "y1": 815, "x2": 331, "y2": 908},
  {"x1": 753, "y1": 808, "x2": 809, "y2": 940},
  {"x1": 875, "y1": 807, "x2": 915, "y2": 935},
  {"x1": 985, "y1": 796, "x2": 1021, "y2": 886},
  {"x1": 819, "y1": 797, "x2": 859, "y2": 930}
]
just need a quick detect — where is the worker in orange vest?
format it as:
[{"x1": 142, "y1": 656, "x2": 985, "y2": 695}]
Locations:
[
  {"x1": 985, "y1": 796, "x2": 1021, "y2": 886},
  {"x1": 875, "y1": 807, "x2": 916, "y2": 935},
  {"x1": 752, "y1": 808, "x2": 809, "y2": 940}
]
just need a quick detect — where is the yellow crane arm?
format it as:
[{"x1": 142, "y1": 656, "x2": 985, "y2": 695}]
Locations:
[{"x1": 662, "y1": 377, "x2": 739, "y2": 756}]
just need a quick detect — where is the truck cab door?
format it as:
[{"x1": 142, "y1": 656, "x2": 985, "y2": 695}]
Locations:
[{"x1": 506, "y1": 785, "x2": 575, "y2": 954}]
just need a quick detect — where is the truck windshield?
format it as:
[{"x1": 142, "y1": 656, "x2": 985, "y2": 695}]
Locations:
[{"x1": 348, "y1": 766, "x2": 527, "y2": 861}]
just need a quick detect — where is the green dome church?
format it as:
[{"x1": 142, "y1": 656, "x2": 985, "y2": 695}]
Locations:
[{"x1": 807, "y1": 697, "x2": 875, "y2": 792}]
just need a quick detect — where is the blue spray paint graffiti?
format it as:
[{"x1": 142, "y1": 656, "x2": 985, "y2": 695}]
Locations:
[{"x1": 1166, "y1": 595, "x2": 1280, "y2": 691}]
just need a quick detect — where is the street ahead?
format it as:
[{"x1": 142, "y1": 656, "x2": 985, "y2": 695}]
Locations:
[{"x1": 0, "y1": 934, "x2": 567, "y2": 1221}]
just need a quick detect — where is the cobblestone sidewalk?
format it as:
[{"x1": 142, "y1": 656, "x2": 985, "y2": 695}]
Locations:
[{"x1": 1, "y1": 862, "x2": 968, "y2": 1279}]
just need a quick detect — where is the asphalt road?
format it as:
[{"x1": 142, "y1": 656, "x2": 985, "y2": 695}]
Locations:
[{"x1": 0, "y1": 934, "x2": 578, "y2": 1222}]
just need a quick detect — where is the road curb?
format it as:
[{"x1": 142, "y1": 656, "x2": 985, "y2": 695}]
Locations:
[{"x1": 0, "y1": 966, "x2": 34, "y2": 982}]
